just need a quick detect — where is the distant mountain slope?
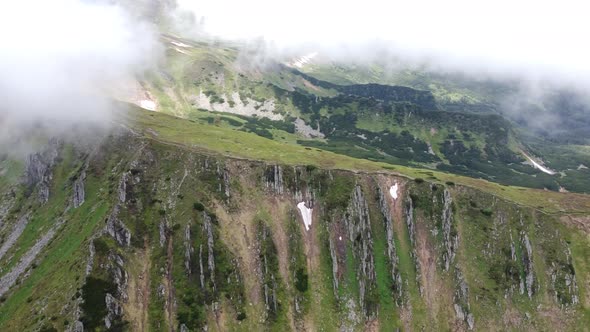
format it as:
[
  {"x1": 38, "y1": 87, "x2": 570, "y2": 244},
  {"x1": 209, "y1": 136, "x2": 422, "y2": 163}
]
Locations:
[{"x1": 139, "y1": 36, "x2": 590, "y2": 193}]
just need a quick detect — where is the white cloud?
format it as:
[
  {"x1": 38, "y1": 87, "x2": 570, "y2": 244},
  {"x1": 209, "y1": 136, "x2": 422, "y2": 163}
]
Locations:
[
  {"x1": 0, "y1": 0, "x2": 160, "y2": 152},
  {"x1": 176, "y1": 0, "x2": 590, "y2": 80}
]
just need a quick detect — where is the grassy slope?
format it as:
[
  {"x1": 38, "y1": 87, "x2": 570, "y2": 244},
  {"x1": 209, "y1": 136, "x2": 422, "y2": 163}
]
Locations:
[{"x1": 123, "y1": 107, "x2": 590, "y2": 214}]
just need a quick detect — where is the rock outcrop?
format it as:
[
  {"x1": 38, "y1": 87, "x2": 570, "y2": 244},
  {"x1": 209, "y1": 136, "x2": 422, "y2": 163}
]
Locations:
[
  {"x1": 105, "y1": 205, "x2": 131, "y2": 247},
  {"x1": 0, "y1": 219, "x2": 63, "y2": 297},
  {"x1": 104, "y1": 293, "x2": 123, "y2": 329},
  {"x1": 0, "y1": 213, "x2": 29, "y2": 261},
  {"x1": 344, "y1": 185, "x2": 377, "y2": 318},
  {"x1": 441, "y1": 189, "x2": 458, "y2": 271},
  {"x1": 184, "y1": 224, "x2": 193, "y2": 275},
  {"x1": 23, "y1": 139, "x2": 60, "y2": 203},
  {"x1": 453, "y1": 269, "x2": 474, "y2": 330},
  {"x1": 265, "y1": 165, "x2": 284, "y2": 194},
  {"x1": 72, "y1": 170, "x2": 86, "y2": 208},
  {"x1": 203, "y1": 211, "x2": 216, "y2": 292},
  {"x1": 378, "y1": 186, "x2": 402, "y2": 304},
  {"x1": 520, "y1": 233, "x2": 535, "y2": 298}
]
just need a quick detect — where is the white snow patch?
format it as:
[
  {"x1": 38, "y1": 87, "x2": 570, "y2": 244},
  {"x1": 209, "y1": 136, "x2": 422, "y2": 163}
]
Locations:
[
  {"x1": 339, "y1": 236, "x2": 342, "y2": 241},
  {"x1": 171, "y1": 41, "x2": 191, "y2": 48},
  {"x1": 389, "y1": 183, "x2": 399, "y2": 200},
  {"x1": 288, "y1": 52, "x2": 318, "y2": 68},
  {"x1": 140, "y1": 99, "x2": 156, "y2": 111},
  {"x1": 523, "y1": 153, "x2": 556, "y2": 175},
  {"x1": 297, "y1": 202, "x2": 313, "y2": 231},
  {"x1": 173, "y1": 47, "x2": 189, "y2": 55},
  {"x1": 578, "y1": 164, "x2": 588, "y2": 170}
]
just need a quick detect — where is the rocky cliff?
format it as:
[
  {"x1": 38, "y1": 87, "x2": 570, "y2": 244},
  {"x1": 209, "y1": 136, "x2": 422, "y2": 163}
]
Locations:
[{"x1": 0, "y1": 130, "x2": 588, "y2": 331}]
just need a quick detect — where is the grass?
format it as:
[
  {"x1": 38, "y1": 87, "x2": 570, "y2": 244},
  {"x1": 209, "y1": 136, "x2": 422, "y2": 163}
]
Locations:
[
  {"x1": 122, "y1": 107, "x2": 590, "y2": 214},
  {"x1": 0, "y1": 174, "x2": 110, "y2": 330}
]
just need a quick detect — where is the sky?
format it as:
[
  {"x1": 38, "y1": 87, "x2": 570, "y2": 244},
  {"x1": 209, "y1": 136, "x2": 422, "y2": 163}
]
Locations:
[{"x1": 176, "y1": 0, "x2": 590, "y2": 82}]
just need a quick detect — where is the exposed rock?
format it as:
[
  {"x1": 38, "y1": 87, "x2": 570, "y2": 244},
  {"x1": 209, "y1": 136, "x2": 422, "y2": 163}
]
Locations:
[
  {"x1": 453, "y1": 269, "x2": 474, "y2": 330},
  {"x1": 294, "y1": 118, "x2": 324, "y2": 138},
  {"x1": 0, "y1": 213, "x2": 29, "y2": 261},
  {"x1": 0, "y1": 219, "x2": 63, "y2": 297},
  {"x1": 215, "y1": 164, "x2": 231, "y2": 201},
  {"x1": 344, "y1": 185, "x2": 376, "y2": 318},
  {"x1": 378, "y1": 187, "x2": 402, "y2": 304},
  {"x1": 199, "y1": 244, "x2": 205, "y2": 289},
  {"x1": 441, "y1": 189, "x2": 458, "y2": 271},
  {"x1": 520, "y1": 233, "x2": 534, "y2": 298},
  {"x1": 72, "y1": 170, "x2": 86, "y2": 208},
  {"x1": 203, "y1": 212, "x2": 216, "y2": 291},
  {"x1": 264, "y1": 165, "x2": 284, "y2": 194},
  {"x1": 108, "y1": 253, "x2": 129, "y2": 301},
  {"x1": 222, "y1": 167, "x2": 231, "y2": 200},
  {"x1": 405, "y1": 196, "x2": 422, "y2": 294},
  {"x1": 405, "y1": 198, "x2": 416, "y2": 247},
  {"x1": 328, "y1": 236, "x2": 339, "y2": 293},
  {"x1": 105, "y1": 205, "x2": 131, "y2": 247},
  {"x1": 0, "y1": 193, "x2": 15, "y2": 229},
  {"x1": 184, "y1": 224, "x2": 193, "y2": 275},
  {"x1": 104, "y1": 293, "x2": 123, "y2": 329},
  {"x1": 72, "y1": 320, "x2": 84, "y2": 332},
  {"x1": 24, "y1": 139, "x2": 60, "y2": 203},
  {"x1": 193, "y1": 90, "x2": 282, "y2": 121},
  {"x1": 180, "y1": 323, "x2": 189, "y2": 332},
  {"x1": 118, "y1": 172, "x2": 128, "y2": 203},
  {"x1": 259, "y1": 224, "x2": 279, "y2": 318},
  {"x1": 293, "y1": 166, "x2": 314, "y2": 203},
  {"x1": 550, "y1": 244, "x2": 580, "y2": 306},
  {"x1": 85, "y1": 240, "x2": 95, "y2": 276},
  {"x1": 157, "y1": 284, "x2": 166, "y2": 299},
  {"x1": 159, "y1": 221, "x2": 167, "y2": 248}
]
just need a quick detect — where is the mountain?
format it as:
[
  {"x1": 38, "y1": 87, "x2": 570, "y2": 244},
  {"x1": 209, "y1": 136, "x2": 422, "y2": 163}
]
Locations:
[
  {"x1": 1, "y1": 11, "x2": 590, "y2": 331},
  {"x1": 0, "y1": 107, "x2": 588, "y2": 331},
  {"x1": 136, "y1": 35, "x2": 590, "y2": 193}
]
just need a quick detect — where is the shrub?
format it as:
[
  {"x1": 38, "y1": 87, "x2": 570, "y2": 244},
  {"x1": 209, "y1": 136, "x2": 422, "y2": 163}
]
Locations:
[
  {"x1": 193, "y1": 202, "x2": 205, "y2": 211},
  {"x1": 480, "y1": 208, "x2": 493, "y2": 216},
  {"x1": 414, "y1": 178, "x2": 425, "y2": 184},
  {"x1": 295, "y1": 268, "x2": 309, "y2": 292}
]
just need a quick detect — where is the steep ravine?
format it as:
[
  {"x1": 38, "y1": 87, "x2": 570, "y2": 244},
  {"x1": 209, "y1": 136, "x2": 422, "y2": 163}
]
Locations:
[{"x1": 0, "y1": 132, "x2": 588, "y2": 331}]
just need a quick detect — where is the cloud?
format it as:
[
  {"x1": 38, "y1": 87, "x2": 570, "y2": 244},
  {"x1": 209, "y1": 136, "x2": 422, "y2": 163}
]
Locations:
[
  {"x1": 174, "y1": 0, "x2": 590, "y2": 83},
  {"x1": 0, "y1": 0, "x2": 161, "y2": 154}
]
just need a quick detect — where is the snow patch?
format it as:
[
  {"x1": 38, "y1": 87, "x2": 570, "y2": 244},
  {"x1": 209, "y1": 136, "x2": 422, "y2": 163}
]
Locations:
[
  {"x1": 523, "y1": 153, "x2": 556, "y2": 175},
  {"x1": 288, "y1": 52, "x2": 318, "y2": 68},
  {"x1": 389, "y1": 183, "x2": 399, "y2": 200},
  {"x1": 297, "y1": 202, "x2": 313, "y2": 231},
  {"x1": 173, "y1": 47, "x2": 189, "y2": 55},
  {"x1": 140, "y1": 100, "x2": 156, "y2": 111},
  {"x1": 171, "y1": 41, "x2": 191, "y2": 48}
]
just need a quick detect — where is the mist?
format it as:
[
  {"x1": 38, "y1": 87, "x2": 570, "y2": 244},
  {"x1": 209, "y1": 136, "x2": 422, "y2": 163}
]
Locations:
[
  {"x1": 0, "y1": 0, "x2": 161, "y2": 156},
  {"x1": 174, "y1": 0, "x2": 589, "y2": 83}
]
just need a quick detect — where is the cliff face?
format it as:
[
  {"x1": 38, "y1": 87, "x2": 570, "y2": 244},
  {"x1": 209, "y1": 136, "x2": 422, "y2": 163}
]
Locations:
[{"x1": 0, "y1": 132, "x2": 588, "y2": 331}]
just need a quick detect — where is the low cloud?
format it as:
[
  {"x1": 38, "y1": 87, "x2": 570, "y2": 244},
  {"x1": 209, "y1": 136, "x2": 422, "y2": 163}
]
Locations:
[
  {"x1": 0, "y1": 0, "x2": 161, "y2": 155},
  {"x1": 174, "y1": 0, "x2": 590, "y2": 84}
]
